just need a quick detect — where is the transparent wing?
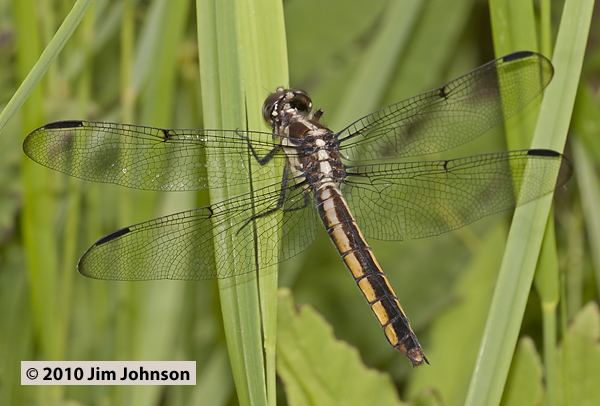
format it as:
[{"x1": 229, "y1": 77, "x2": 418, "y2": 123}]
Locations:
[
  {"x1": 337, "y1": 51, "x2": 554, "y2": 160},
  {"x1": 342, "y1": 149, "x2": 570, "y2": 241},
  {"x1": 23, "y1": 120, "x2": 289, "y2": 191},
  {"x1": 78, "y1": 178, "x2": 319, "y2": 280}
]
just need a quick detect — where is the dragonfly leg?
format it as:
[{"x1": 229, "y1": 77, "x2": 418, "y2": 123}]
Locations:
[
  {"x1": 236, "y1": 163, "x2": 309, "y2": 235},
  {"x1": 281, "y1": 190, "x2": 311, "y2": 214},
  {"x1": 312, "y1": 108, "x2": 324, "y2": 121},
  {"x1": 235, "y1": 129, "x2": 282, "y2": 165}
]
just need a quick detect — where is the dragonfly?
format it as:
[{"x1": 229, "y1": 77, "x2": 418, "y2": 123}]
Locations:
[{"x1": 23, "y1": 51, "x2": 570, "y2": 366}]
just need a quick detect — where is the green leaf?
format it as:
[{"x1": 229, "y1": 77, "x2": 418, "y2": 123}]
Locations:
[
  {"x1": 556, "y1": 302, "x2": 600, "y2": 405},
  {"x1": 277, "y1": 289, "x2": 405, "y2": 406},
  {"x1": 500, "y1": 338, "x2": 544, "y2": 406}
]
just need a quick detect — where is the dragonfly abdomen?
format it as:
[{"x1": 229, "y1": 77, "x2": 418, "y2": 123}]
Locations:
[{"x1": 316, "y1": 185, "x2": 427, "y2": 366}]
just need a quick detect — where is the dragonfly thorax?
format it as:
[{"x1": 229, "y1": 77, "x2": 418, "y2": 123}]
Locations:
[{"x1": 263, "y1": 87, "x2": 345, "y2": 186}]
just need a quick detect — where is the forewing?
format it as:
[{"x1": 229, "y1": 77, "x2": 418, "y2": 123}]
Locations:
[
  {"x1": 337, "y1": 52, "x2": 553, "y2": 160},
  {"x1": 23, "y1": 120, "x2": 288, "y2": 191},
  {"x1": 342, "y1": 150, "x2": 570, "y2": 241}
]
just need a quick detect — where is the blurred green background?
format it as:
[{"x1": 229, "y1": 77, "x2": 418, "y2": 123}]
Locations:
[{"x1": 1, "y1": 0, "x2": 599, "y2": 405}]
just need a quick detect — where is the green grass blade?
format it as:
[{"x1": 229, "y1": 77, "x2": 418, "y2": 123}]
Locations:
[
  {"x1": 539, "y1": 0, "x2": 553, "y2": 56},
  {"x1": 465, "y1": 1, "x2": 595, "y2": 405},
  {"x1": 55, "y1": 2, "x2": 98, "y2": 363},
  {"x1": 130, "y1": 2, "x2": 192, "y2": 405},
  {"x1": 489, "y1": 0, "x2": 538, "y2": 51},
  {"x1": 10, "y1": 1, "x2": 91, "y2": 404},
  {"x1": 489, "y1": 4, "x2": 562, "y2": 404},
  {"x1": 0, "y1": 0, "x2": 91, "y2": 131},
  {"x1": 191, "y1": 348, "x2": 234, "y2": 405},
  {"x1": 245, "y1": 3, "x2": 288, "y2": 403},
  {"x1": 533, "y1": 218, "x2": 560, "y2": 406},
  {"x1": 382, "y1": 0, "x2": 477, "y2": 104},
  {"x1": 489, "y1": 0, "x2": 539, "y2": 150},
  {"x1": 571, "y1": 80, "x2": 600, "y2": 301},
  {"x1": 197, "y1": 2, "x2": 263, "y2": 403},
  {"x1": 572, "y1": 139, "x2": 600, "y2": 298},
  {"x1": 196, "y1": 0, "x2": 287, "y2": 404},
  {"x1": 533, "y1": 4, "x2": 562, "y2": 402},
  {"x1": 120, "y1": 0, "x2": 135, "y2": 122},
  {"x1": 329, "y1": 0, "x2": 423, "y2": 129},
  {"x1": 131, "y1": 0, "x2": 171, "y2": 96}
]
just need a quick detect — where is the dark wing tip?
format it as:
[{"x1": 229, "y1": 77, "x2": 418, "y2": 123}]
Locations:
[
  {"x1": 78, "y1": 227, "x2": 132, "y2": 279},
  {"x1": 527, "y1": 149, "x2": 561, "y2": 157},
  {"x1": 42, "y1": 120, "x2": 85, "y2": 130},
  {"x1": 526, "y1": 148, "x2": 573, "y2": 189},
  {"x1": 94, "y1": 227, "x2": 131, "y2": 246},
  {"x1": 503, "y1": 51, "x2": 554, "y2": 84},
  {"x1": 24, "y1": 120, "x2": 85, "y2": 154},
  {"x1": 502, "y1": 50, "x2": 535, "y2": 62}
]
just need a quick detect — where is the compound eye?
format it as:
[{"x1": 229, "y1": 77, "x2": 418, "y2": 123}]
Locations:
[
  {"x1": 262, "y1": 91, "x2": 283, "y2": 122},
  {"x1": 289, "y1": 90, "x2": 312, "y2": 113},
  {"x1": 262, "y1": 103, "x2": 275, "y2": 122}
]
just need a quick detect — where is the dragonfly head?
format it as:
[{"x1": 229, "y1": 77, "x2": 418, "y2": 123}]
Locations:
[{"x1": 263, "y1": 87, "x2": 313, "y2": 128}]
